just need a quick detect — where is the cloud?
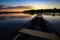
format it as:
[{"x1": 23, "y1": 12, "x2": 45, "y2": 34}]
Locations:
[
  {"x1": 0, "y1": 5, "x2": 34, "y2": 9},
  {"x1": 0, "y1": 5, "x2": 34, "y2": 12}
]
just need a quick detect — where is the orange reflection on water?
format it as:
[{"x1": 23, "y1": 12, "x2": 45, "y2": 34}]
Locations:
[{"x1": 0, "y1": 13, "x2": 36, "y2": 18}]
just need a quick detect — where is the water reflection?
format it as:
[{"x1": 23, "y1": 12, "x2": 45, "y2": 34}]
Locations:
[
  {"x1": 43, "y1": 13, "x2": 60, "y2": 34},
  {"x1": 0, "y1": 13, "x2": 36, "y2": 40},
  {"x1": 43, "y1": 13, "x2": 60, "y2": 17},
  {"x1": 0, "y1": 13, "x2": 36, "y2": 20}
]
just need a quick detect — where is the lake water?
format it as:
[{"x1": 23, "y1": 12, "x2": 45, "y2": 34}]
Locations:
[
  {"x1": 43, "y1": 13, "x2": 60, "y2": 34},
  {"x1": 0, "y1": 13, "x2": 60, "y2": 40},
  {"x1": 0, "y1": 13, "x2": 36, "y2": 40}
]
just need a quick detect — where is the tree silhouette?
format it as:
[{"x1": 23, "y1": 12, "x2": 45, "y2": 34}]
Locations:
[{"x1": 23, "y1": 8, "x2": 60, "y2": 15}]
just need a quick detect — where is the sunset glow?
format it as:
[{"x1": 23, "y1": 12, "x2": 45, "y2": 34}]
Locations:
[{"x1": 0, "y1": 0, "x2": 60, "y2": 12}]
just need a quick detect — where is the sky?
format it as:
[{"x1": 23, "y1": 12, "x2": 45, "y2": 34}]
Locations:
[{"x1": 0, "y1": 0, "x2": 60, "y2": 12}]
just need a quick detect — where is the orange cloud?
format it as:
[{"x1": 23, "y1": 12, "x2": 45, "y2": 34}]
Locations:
[{"x1": 0, "y1": 5, "x2": 34, "y2": 12}]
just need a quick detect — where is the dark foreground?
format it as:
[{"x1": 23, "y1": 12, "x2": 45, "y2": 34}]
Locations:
[{"x1": 12, "y1": 16, "x2": 60, "y2": 40}]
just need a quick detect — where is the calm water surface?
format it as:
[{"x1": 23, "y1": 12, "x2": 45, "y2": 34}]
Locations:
[
  {"x1": 0, "y1": 13, "x2": 60, "y2": 40},
  {"x1": 43, "y1": 13, "x2": 60, "y2": 34},
  {"x1": 0, "y1": 13, "x2": 36, "y2": 40}
]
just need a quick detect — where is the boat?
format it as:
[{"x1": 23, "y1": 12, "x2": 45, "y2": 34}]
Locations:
[{"x1": 12, "y1": 16, "x2": 60, "y2": 40}]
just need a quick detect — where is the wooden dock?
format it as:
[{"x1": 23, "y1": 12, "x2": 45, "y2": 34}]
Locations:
[{"x1": 12, "y1": 16, "x2": 60, "y2": 40}]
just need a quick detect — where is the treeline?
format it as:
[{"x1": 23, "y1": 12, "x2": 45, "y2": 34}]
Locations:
[{"x1": 23, "y1": 8, "x2": 60, "y2": 14}]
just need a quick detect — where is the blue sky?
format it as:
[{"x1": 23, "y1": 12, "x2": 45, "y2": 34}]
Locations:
[{"x1": 0, "y1": 0, "x2": 60, "y2": 9}]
